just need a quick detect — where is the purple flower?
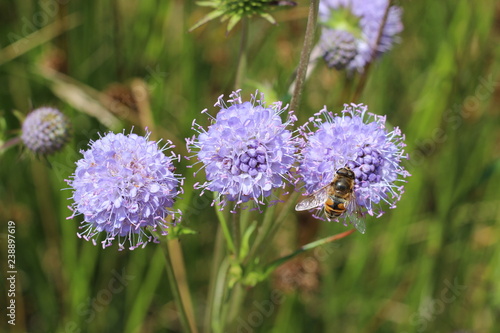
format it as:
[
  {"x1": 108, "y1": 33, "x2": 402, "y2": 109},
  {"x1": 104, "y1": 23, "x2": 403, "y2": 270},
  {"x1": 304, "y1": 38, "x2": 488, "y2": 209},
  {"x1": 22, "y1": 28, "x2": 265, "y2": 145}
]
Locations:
[
  {"x1": 318, "y1": 0, "x2": 403, "y2": 72},
  {"x1": 298, "y1": 103, "x2": 410, "y2": 218},
  {"x1": 319, "y1": 29, "x2": 358, "y2": 70},
  {"x1": 66, "y1": 130, "x2": 182, "y2": 250},
  {"x1": 21, "y1": 107, "x2": 71, "y2": 155},
  {"x1": 186, "y1": 90, "x2": 298, "y2": 211}
]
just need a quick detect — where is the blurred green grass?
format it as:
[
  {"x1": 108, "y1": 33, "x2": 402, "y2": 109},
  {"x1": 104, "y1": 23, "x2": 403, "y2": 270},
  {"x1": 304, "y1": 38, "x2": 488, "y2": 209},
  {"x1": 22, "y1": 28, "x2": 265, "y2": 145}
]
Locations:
[{"x1": 1, "y1": 0, "x2": 500, "y2": 332}]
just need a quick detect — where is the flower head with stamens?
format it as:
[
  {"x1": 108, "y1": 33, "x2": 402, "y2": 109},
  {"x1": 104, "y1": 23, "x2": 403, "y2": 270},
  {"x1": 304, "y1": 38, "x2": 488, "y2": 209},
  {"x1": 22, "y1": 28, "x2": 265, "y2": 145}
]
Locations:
[
  {"x1": 187, "y1": 90, "x2": 298, "y2": 211},
  {"x1": 318, "y1": 0, "x2": 403, "y2": 72},
  {"x1": 297, "y1": 103, "x2": 410, "y2": 217},
  {"x1": 66, "y1": 130, "x2": 182, "y2": 250}
]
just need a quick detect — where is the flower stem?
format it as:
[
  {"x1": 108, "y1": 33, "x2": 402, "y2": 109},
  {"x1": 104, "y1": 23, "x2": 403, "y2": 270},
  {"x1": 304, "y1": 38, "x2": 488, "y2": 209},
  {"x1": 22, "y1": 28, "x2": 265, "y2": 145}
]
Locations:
[
  {"x1": 244, "y1": 190, "x2": 301, "y2": 269},
  {"x1": 225, "y1": 283, "x2": 246, "y2": 331},
  {"x1": 234, "y1": 18, "x2": 249, "y2": 90},
  {"x1": 232, "y1": 211, "x2": 241, "y2": 257},
  {"x1": 167, "y1": 239, "x2": 198, "y2": 333},
  {"x1": 211, "y1": 257, "x2": 231, "y2": 333},
  {"x1": 243, "y1": 204, "x2": 276, "y2": 265},
  {"x1": 203, "y1": 225, "x2": 224, "y2": 333},
  {"x1": 351, "y1": 1, "x2": 392, "y2": 102},
  {"x1": 148, "y1": 132, "x2": 197, "y2": 332},
  {"x1": 214, "y1": 194, "x2": 236, "y2": 255},
  {"x1": 160, "y1": 240, "x2": 195, "y2": 333},
  {"x1": 263, "y1": 228, "x2": 356, "y2": 277},
  {"x1": 290, "y1": 0, "x2": 319, "y2": 113}
]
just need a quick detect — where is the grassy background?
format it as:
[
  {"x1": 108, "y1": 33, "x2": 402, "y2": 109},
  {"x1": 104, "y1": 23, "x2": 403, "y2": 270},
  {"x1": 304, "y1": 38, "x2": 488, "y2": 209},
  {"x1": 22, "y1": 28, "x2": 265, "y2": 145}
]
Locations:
[{"x1": 1, "y1": 0, "x2": 500, "y2": 332}]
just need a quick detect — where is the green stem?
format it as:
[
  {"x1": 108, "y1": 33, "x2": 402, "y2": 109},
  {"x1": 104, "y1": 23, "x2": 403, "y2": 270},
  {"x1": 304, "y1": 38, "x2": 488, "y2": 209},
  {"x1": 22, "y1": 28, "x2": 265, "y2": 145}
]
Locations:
[
  {"x1": 248, "y1": 191, "x2": 300, "y2": 260},
  {"x1": 289, "y1": 0, "x2": 319, "y2": 113},
  {"x1": 160, "y1": 240, "x2": 194, "y2": 333},
  {"x1": 149, "y1": 127, "x2": 197, "y2": 332},
  {"x1": 239, "y1": 206, "x2": 251, "y2": 236},
  {"x1": 263, "y1": 228, "x2": 357, "y2": 278},
  {"x1": 243, "y1": 204, "x2": 275, "y2": 265},
  {"x1": 339, "y1": 73, "x2": 354, "y2": 105},
  {"x1": 111, "y1": 0, "x2": 124, "y2": 80},
  {"x1": 234, "y1": 18, "x2": 249, "y2": 90},
  {"x1": 211, "y1": 257, "x2": 231, "y2": 333},
  {"x1": 274, "y1": 191, "x2": 301, "y2": 227},
  {"x1": 214, "y1": 194, "x2": 236, "y2": 255},
  {"x1": 225, "y1": 283, "x2": 246, "y2": 331},
  {"x1": 232, "y1": 212, "x2": 241, "y2": 257},
  {"x1": 203, "y1": 225, "x2": 225, "y2": 333},
  {"x1": 351, "y1": 1, "x2": 392, "y2": 103}
]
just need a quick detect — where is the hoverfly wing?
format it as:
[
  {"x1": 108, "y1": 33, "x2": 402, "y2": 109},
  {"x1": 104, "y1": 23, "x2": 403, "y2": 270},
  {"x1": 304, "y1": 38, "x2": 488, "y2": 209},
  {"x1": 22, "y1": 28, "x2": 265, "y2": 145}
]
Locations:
[
  {"x1": 350, "y1": 216, "x2": 366, "y2": 234},
  {"x1": 295, "y1": 186, "x2": 329, "y2": 211},
  {"x1": 345, "y1": 192, "x2": 366, "y2": 234}
]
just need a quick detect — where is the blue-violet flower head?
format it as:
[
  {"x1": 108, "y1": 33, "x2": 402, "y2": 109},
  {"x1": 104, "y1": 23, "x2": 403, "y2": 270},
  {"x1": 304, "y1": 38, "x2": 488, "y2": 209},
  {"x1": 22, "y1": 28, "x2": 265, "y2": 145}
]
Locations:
[
  {"x1": 66, "y1": 130, "x2": 182, "y2": 250},
  {"x1": 318, "y1": 0, "x2": 403, "y2": 72},
  {"x1": 21, "y1": 107, "x2": 71, "y2": 155},
  {"x1": 318, "y1": 29, "x2": 358, "y2": 70},
  {"x1": 298, "y1": 103, "x2": 410, "y2": 217},
  {"x1": 187, "y1": 90, "x2": 298, "y2": 211}
]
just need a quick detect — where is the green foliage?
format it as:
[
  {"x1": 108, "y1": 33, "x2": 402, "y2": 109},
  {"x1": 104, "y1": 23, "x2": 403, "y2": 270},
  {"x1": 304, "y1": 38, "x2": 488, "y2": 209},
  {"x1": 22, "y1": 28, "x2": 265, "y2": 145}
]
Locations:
[{"x1": 1, "y1": 0, "x2": 499, "y2": 332}]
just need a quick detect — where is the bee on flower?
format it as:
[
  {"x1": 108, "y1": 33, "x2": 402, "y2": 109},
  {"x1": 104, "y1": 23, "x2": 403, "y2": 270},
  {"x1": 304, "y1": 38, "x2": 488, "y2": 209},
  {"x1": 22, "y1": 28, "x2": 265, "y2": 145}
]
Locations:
[{"x1": 296, "y1": 103, "x2": 410, "y2": 232}]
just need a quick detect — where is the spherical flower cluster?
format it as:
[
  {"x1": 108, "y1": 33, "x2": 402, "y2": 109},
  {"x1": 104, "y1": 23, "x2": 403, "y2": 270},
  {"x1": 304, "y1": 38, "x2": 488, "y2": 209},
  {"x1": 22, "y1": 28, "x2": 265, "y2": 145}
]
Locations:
[
  {"x1": 66, "y1": 130, "x2": 182, "y2": 250},
  {"x1": 190, "y1": 0, "x2": 296, "y2": 32},
  {"x1": 318, "y1": 0, "x2": 403, "y2": 72},
  {"x1": 297, "y1": 103, "x2": 409, "y2": 217},
  {"x1": 319, "y1": 29, "x2": 358, "y2": 70},
  {"x1": 21, "y1": 107, "x2": 71, "y2": 155},
  {"x1": 187, "y1": 90, "x2": 298, "y2": 211}
]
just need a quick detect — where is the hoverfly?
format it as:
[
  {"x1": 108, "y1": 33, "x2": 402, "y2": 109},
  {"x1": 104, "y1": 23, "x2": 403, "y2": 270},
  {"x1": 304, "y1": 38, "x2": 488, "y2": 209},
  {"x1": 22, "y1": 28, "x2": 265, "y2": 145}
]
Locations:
[{"x1": 295, "y1": 167, "x2": 366, "y2": 234}]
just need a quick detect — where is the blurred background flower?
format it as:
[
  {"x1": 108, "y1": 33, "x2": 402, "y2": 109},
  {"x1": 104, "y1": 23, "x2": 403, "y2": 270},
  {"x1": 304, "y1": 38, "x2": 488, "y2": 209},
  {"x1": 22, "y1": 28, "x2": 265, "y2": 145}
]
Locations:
[
  {"x1": 318, "y1": 0, "x2": 403, "y2": 71},
  {"x1": 21, "y1": 106, "x2": 71, "y2": 155}
]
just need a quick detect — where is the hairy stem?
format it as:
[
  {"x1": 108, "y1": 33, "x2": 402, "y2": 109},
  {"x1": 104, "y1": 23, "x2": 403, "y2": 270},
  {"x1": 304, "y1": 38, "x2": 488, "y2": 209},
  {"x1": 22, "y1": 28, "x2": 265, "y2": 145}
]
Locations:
[{"x1": 290, "y1": 0, "x2": 319, "y2": 112}]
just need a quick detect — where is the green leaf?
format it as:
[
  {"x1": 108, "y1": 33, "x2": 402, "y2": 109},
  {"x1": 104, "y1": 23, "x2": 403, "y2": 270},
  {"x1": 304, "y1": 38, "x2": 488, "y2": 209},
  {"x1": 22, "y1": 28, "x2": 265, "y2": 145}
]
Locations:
[
  {"x1": 189, "y1": 9, "x2": 226, "y2": 32},
  {"x1": 226, "y1": 13, "x2": 243, "y2": 32},
  {"x1": 195, "y1": 1, "x2": 219, "y2": 7},
  {"x1": 242, "y1": 271, "x2": 262, "y2": 287},
  {"x1": 167, "y1": 225, "x2": 198, "y2": 239},
  {"x1": 259, "y1": 12, "x2": 277, "y2": 25},
  {"x1": 227, "y1": 261, "x2": 243, "y2": 288},
  {"x1": 238, "y1": 220, "x2": 257, "y2": 261},
  {"x1": 12, "y1": 109, "x2": 26, "y2": 123}
]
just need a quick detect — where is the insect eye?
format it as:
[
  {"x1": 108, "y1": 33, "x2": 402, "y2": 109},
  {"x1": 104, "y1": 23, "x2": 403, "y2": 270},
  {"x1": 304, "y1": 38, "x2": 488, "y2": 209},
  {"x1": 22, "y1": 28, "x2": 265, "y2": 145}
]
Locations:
[
  {"x1": 337, "y1": 168, "x2": 347, "y2": 176},
  {"x1": 335, "y1": 181, "x2": 346, "y2": 190}
]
